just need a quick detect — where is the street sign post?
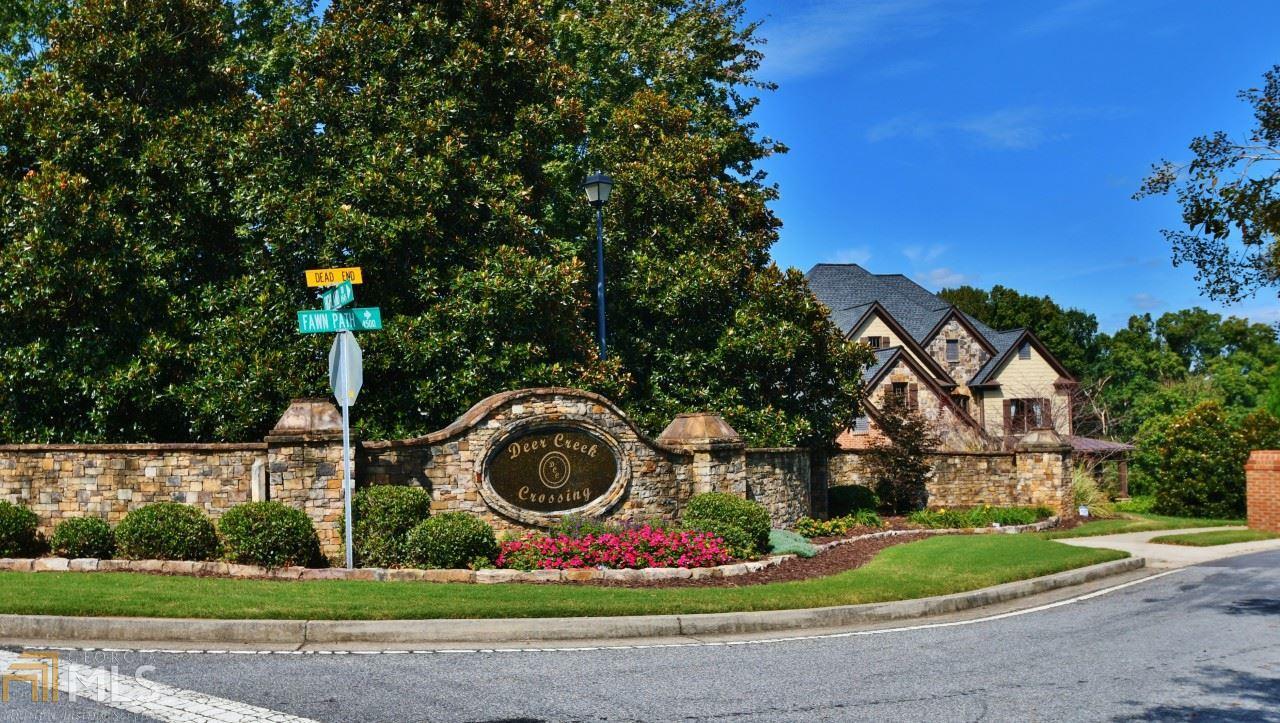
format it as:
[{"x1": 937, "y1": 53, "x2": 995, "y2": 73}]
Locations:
[
  {"x1": 296, "y1": 307, "x2": 382, "y2": 333},
  {"x1": 305, "y1": 267, "x2": 364, "y2": 287},
  {"x1": 329, "y1": 331, "x2": 363, "y2": 569},
  {"x1": 321, "y1": 279, "x2": 355, "y2": 311},
  {"x1": 298, "y1": 267, "x2": 379, "y2": 569}
]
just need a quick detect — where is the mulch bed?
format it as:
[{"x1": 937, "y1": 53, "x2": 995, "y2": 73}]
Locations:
[{"x1": 584, "y1": 531, "x2": 931, "y2": 589}]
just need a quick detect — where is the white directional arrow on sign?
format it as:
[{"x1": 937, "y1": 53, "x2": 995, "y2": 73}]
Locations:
[{"x1": 329, "y1": 330, "x2": 363, "y2": 407}]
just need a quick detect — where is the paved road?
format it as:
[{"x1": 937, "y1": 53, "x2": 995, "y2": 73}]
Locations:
[{"x1": 2, "y1": 550, "x2": 1278, "y2": 722}]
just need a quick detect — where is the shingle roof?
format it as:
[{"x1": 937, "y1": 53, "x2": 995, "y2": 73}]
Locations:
[
  {"x1": 862, "y1": 348, "x2": 900, "y2": 385},
  {"x1": 806, "y1": 263, "x2": 1036, "y2": 387}
]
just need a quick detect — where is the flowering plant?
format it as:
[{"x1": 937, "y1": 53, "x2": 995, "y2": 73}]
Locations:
[{"x1": 496, "y1": 525, "x2": 733, "y2": 570}]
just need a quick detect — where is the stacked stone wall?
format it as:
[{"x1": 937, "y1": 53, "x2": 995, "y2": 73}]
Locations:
[
  {"x1": 744, "y1": 448, "x2": 812, "y2": 527},
  {"x1": 0, "y1": 444, "x2": 264, "y2": 538}
]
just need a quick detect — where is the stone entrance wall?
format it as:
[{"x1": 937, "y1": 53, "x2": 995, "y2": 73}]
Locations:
[{"x1": 824, "y1": 428, "x2": 1076, "y2": 518}]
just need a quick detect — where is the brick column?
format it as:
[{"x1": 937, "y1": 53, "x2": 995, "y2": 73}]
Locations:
[
  {"x1": 1014, "y1": 428, "x2": 1076, "y2": 520},
  {"x1": 1246, "y1": 450, "x2": 1280, "y2": 533},
  {"x1": 264, "y1": 399, "x2": 350, "y2": 561}
]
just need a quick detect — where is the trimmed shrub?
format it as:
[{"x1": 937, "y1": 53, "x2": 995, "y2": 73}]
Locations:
[
  {"x1": 405, "y1": 512, "x2": 498, "y2": 569},
  {"x1": 684, "y1": 518, "x2": 756, "y2": 560},
  {"x1": 0, "y1": 501, "x2": 40, "y2": 557},
  {"x1": 768, "y1": 528, "x2": 816, "y2": 558},
  {"x1": 115, "y1": 502, "x2": 219, "y2": 561},
  {"x1": 344, "y1": 485, "x2": 432, "y2": 567},
  {"x1": 219, "y1": 502, "x2": 322, "y2": 568},
  {"x1": 51, "y1": 517, "x2": 115, "y2": 559},
  {"x1": 828, "y1": 485, "x2": 878, "y2": 517},
  {"x1": 682, "y1": 492, "x2": 771, "y2": 554},
  {"x1": 794, "y1": 510, "x2": 882, "y2": 539},
  {"x1": 907, "y1": 505, "x2": 1052, "y2": 529}
]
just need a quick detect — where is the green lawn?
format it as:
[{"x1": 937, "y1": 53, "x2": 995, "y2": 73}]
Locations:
[
  {"x1": 1149, "y1": 529, "x2": 1278, "y2": 547},
  {"x1": 0, "y1": 536, "x2": 1124, "y2": 620},
  {"x1": 1040, "y1": 512, "x2": 1245, "y2": 540}
]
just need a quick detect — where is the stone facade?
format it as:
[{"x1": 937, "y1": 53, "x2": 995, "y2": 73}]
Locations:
[
  {"x1": 863, "y1": 356, "x2": 983, "y2": 451},
  {"x1": 0, "y1": 444, "x2": 265, "y2": 538},
  {"x1": 824, "y1": 429, "x2": 1076, "y2": 518},
  {"x1": 1246, "y1": 450, "x2": 1280, "y2": 533},
  {"x1": 923, "y1": 317, "x2": 990, "y2": 397},
  {"x1": 745, "y1": 449, "x2": 812, "y2": 528}
]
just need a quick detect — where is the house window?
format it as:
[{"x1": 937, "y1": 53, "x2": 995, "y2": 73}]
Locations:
[
  {"x1": 1006, "y1": 398, "x2": 1049, "y2": 434},
  {"x1": 889, "y1": 382, "x2": 919, "y2": 410},
  {"x1": 951, "y1": 394, "x2": 969, "y2": 413},
  {"x1": 946, "y1": 339, "x2": 959, "y2": 362},
  {"x1": 853, "y1": 416, "x2": 869, "y2": 433},
  {"x1": 1018, "y1": 342, "x2": 1031, "y2": 360},
  {"x1": 867, "y1": 337, "x2": 882, "y2": 349}
]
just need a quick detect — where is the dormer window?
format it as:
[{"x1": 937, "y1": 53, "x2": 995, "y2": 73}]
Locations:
[
  {"x1": 946, "y1": 339, "x2": 959, "y2": 362},
  {"x1": 1018, "y1": 342, "x2": 1031, "y2": 360}
]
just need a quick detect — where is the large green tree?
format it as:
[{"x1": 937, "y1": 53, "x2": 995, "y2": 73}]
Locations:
[
  {"x1": 1137, "y1": 65, "x2": 1280, "y2": 303},
  {"x1": 938, "y1": 284, "x2": 1099, "y2": 376},
  {"x1": 0, "y1": 0, "x2": 252, "y2": 441},
  {"x1": 189, "y1": 0, "x2": 866, "y2": 445}
]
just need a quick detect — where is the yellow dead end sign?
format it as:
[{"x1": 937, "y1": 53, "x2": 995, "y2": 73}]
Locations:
[{"x1": 305, "y1": 267, "x2": 363, "y2": 287}]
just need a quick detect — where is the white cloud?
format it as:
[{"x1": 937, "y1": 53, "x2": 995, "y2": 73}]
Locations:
[
  {"x1": 867, "y1": 106, "x2": 1057, "y2": 150},
  {"x1": 917, "y1": 267, "x2": 972, "y2": 289},
  {"x1": 829, "y1": 246, "x2": 873, "y2": 265},
  {"x1": 1129, "y1": 292, "x2": 1165, "y2": 311},
  {"x1": 755, "y1": 0, "x2": 952, "y2": 81},
  {"x1": 903, "y1": 244, "x2": 948, "y2": 264}
]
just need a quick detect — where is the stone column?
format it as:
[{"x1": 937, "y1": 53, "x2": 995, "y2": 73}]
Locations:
[
  {"x1": 1246, "y1": 450, "x2": 1280, "y2": 533},
  {"x1": 657, "y1": 413, "x2": 747, "y2": 500},
  {"x1": 1014, "y1": 428, "x2": 1076, "y2": 520},
  {"x1": 264, "y1": 398, "x2": 350, "y2": 561}
]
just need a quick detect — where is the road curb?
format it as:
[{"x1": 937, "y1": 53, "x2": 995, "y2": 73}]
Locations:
[{"x1": 0, "y1": 557, "x2": 1144, "y2": 645}]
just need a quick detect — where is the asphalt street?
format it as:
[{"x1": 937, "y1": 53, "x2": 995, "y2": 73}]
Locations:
[{"x1": 3, "y1": 549, "x2": 1278, "y2": 722}]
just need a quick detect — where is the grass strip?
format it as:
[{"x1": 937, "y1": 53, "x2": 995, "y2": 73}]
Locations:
[
  {"x1": 1040, "y1": 512, "x2": 1245, "y2": 540},
  {"x1": 0, "y1": 536, "x2": 1124, "y2": 620},
  {"x1": 1148, "y1": 529, "x2": 1277, "y2": 547}
]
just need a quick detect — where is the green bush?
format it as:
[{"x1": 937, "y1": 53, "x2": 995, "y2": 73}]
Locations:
[
  {"x1": 907, "y1": 505, "x2": 1053, "y2": 529},
  {"x1": 684, "y1": 518, "x2": 756, "y2": 560},
  {"x1": 682, "y1": 493, "x2": 771, "y2": 554},
  {"x1": 828, "y1": 485, "x2": 879, "y2": 517},
  {"x1": 405, "y1": 512, "x2": 498, "y2": 569},
  {"x1": 343, "y1": 485, "x2": 432, "y2": 567},
  {"x1": 50, "y1": 517, "x2": 115, "y2": 559},
  {"x1": 0, "y1": 501, "x2": 41, "y2": 557},
  {"x1": 115, "y1": 502, "x2": 219, "y2": 561},
  {"x1": 1152, "y1": 403, "x2": 1280, "y2": 518},
  {"x1": 219, "y1": 502, "x2": 322, "y2": 568},
  {"x1": 794, "y1": 510, "x2": 883, "y2": 538},
  {"x1": 768, "y1": 529, "x2": 816, "y2": 558}
]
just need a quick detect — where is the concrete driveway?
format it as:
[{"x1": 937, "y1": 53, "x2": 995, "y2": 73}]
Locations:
[{"x1": 1058, "y1": 526, "x2": 1280, "y2": 568}]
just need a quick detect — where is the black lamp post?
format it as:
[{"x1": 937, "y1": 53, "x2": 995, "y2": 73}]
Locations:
[{"x1": 581, "y1": 171, "x2": 613, "y2": 360}]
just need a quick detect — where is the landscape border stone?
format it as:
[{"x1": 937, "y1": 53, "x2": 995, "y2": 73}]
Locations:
[{"x1": 0, "y1": 518, "x2": 1058, "y2": 585}]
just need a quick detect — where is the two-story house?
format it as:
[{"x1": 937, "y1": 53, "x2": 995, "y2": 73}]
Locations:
[{"x1": 806, "y1": 263, "x2": 1078, "y2": 451}]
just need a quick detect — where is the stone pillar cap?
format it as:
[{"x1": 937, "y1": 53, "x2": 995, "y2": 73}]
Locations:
[
  {"x1": 657, "y1": 412, "x2": 744, "y2": 449},
  {"x1": 267, "y1": 398, "x2": 343, "y2": 440},
  {"x1": 1015, "y1": 428, "x2": 1070, "y2": 452}
]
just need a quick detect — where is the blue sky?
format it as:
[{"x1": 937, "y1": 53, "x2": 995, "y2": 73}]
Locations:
[{"x1": 743, "y1": 0, "x2": 1280, "y2": 330}]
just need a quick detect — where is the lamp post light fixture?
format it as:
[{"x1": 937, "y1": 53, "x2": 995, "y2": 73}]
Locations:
[{"x1": 581, "y1": 171, "x2": 613, "y2": 360}]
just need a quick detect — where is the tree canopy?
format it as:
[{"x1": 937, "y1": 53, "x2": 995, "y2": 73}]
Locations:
[
  {"x1": 1137, "y1": 64, "x2": 1280, "y2": 303},
  {"x1": 0, "y1": 0, "x2": 867, "y2": 446}
]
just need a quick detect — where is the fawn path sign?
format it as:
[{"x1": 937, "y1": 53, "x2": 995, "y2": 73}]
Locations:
[{"x1": 486, "y1": 427, "x2": 619, "y2": 514}]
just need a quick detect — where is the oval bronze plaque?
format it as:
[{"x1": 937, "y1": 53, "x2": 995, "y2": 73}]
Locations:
[{"x1": 487, "y1": 427, "x2": 619, "y2": 513}]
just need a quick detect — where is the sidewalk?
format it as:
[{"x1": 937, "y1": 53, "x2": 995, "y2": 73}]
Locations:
[{"x1": 1057, "y1": 527, "x2": 1280, "y2": 568}]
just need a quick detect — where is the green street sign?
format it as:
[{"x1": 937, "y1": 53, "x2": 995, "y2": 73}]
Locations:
[
  {"x1": 297, "y1": 307, "x2": 383, "y2": 334},
  {"x1": 321, "y1": 279, "x2": 355, "y2": 310}
]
